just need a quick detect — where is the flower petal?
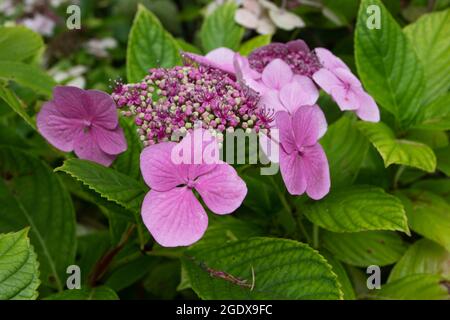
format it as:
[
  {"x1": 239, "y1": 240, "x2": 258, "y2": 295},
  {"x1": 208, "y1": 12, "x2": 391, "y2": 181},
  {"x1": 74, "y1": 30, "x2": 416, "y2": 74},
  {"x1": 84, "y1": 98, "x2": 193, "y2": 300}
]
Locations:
[
  {"x1": 85, "y1": 89, "x2": 119, "y2": 129},
  {"x1": 334, "y1": 68, "x2": 362, "y2": 89},
  {"x1": 52, "y1": 86, "x2": 90, "y2": 119},
  {"x1": 37, "y1": 101, "x2": 83, "y2": 152},
  {"x1": 269, "y1": 9, "x2": 305, "y2": 30},
  {"x1": 302, "y1": 144, "x2": 330, "y2": 200},
  {"x1": 331, "y1": 86, "x2": 360, "y2": 111},
  {"x1": 280, "y1": 149, "x2": 306, "y2": 195},
  {"x1": 276, "y1": 111, "x2": 296, "y2": 154},
  {"x1": 195, "y1": 163, "x2": 247, "y2": 215},
  {"x1": 259, "y1": 89, "x2": 285, "y2": 113},
  {"x1": 140, "y1": 142, "x2": 188, "y2": 191},
  {"x1": 261, "y1": 59, "x2": 293, "y2": 90},
  {"x1": 92, "y1": 125, "x2": 127, "y2": 155},
  {"x1": 312, "y1": 68, "x2": 340, "y2": 94},
  {"x1": 291, "y1": 105, "x2": 323, "y2": 147},
  {"x1": 235, "y1": 8, "x2": 259, "y2": 29},
  {"x1": 73, "y1": 130, "x2": 116, "y2": 166},
  {"x1": 258, "y1": 132, "x2": 280, "y2": 163},
  {"x1": 355, "y1": 91, "x2": 380, "y2": 122},
  {"x1": 314, "y1": 48, "x2": 349, "y2": 71},
  {"x1": 141, "y1": 188, "x2": 208, "y2": 247},
  {"x1": 279, "y1": 78, "x2": 319, "y2": 113},
  {"x1": 205, "y1": 48, "x2": 236, "y2": 74}
]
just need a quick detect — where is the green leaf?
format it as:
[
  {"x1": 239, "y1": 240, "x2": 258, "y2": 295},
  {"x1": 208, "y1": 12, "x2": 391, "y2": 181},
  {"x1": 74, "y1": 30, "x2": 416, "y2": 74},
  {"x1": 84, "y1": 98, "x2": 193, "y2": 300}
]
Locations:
[
  {"x1": 143, "y1": 259, "x2": 181, "y2": 299},
  {"x1": 200, "y1": 2, "x2": 244, "y2": 52},
  {"x1": 371, "y1": 274, "x2": 449, "y2": 300},
  {"x1": 322, "y1": 230, "x2": 408, "y2": 267},
  {"x1": 0, "y1": 27, "x2": 44, "y2": 62},
  {"x1": 355, "y1": 0, "x2": 425, "y2": 127},
  {"x1": 113, "y1": 119, "x2": 142, "y2": 180},
  {"x1": 126, "y1": 4, "x2": 182, "y2": 83},
  {"x1": 436, "y1": 145, "x2": 450, "y2": 176},
  {"x1": 239, "y1": 35, "x2": 272, "y2": 56},
  {"x1": 404, "y1": 9, "x2": 450, "y2": 104},
  {"x1": 0, "y1": 85, "x2": 36, "y2": 129},
  {"x1": 76, "y1": 232, "x2": 110, "y2": 285},
  {"x1": 106, "y1": 255, "x2": 156, "y2": 292},
  {"x1": 357, "y1": 121, "x2": 436, "y2": 173},
  {"x1": 321, "y1": 116, "x2": 369, "y2": 188},
  {"x1": 56, "y1": 159, "x2": 147, "y2": 213},
  {"x1": 321, "y1": 250, "x2": 356, "y2": 300},
  {"x1": 176, "y1": 38, "x2": 202, "y2": 54},
  {"x1": 0, "y1": 228, "x2": 40, "y2": 300},
  {"x1": 0, "y1": 61, "x2": 55, "y2": 97},
  {"x1": 192, "y1": 216, "x2": 265, "y2": 250},
  {"x1": 45, "y1": 286, "x2": 119, "y2": 300},
  {"x1": 411, "y1": 179, "x2": 450, "y2": 203},
  {"x1": 398, "y1": 190, "x2": 450, "y2": 251},
  {"x1": 0, "y1": 147, "x2": 76, "y2": 291},
  {"x1": 303, "y1": 186, "x2": 408, "y2": 233},
  {"x1": 389, "y1": 239, "x2": 450, "y2": 283},
  {"x1": 414, "y1": 93, "x2": 450, "y2": 131},
  {"x1": 183, "y1": 237, "x2": 343, "y2": 300}
]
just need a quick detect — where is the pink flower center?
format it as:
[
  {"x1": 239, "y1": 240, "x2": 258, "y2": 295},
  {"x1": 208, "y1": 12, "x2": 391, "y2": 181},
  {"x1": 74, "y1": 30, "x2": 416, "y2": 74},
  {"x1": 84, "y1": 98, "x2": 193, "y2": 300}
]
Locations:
[
  {"x1": 186, "y1": 179, "x2": 196, "y2": 189},
  {"x1": 298, "y1": 146, "x2": 305, "y2": 156}
]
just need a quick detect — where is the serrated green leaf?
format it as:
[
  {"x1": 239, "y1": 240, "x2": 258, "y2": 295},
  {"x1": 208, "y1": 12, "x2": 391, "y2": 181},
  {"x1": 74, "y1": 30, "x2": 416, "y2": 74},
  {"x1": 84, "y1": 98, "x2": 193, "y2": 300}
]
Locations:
[
  {"x1": 411, "y1": 179, "x2": 450, "y2": 203},
  {"x1": 357, "y1": 121, "x2": 436, "y2": 173},
  {"x1": 398, "y1": 190, "x2": 450, "y2": 251},
  {"x1": 45, "y1": 286, "x2": 119, "y2": 300},
  {"x1": 389, "y1": 239, "x2": 450, "y2": 283},
  {"x1": 200, "y1": 2, "x2": 244, "y2": 52},
  {"x1": 239, "y1": 35, "x2": 272, "y2": 56},
  {"x1": 0, "y1": 85, "x2": 36, "y2": 129},
  {"x1": 321, "y1": 116, "x2": 369, "y2": 188},
  {"x1": 0, "y1": 228, "x2": 40, "y2": 300},
  {"x1": 371, "y1": 274, "x2": 449, "y2": 300},
  {"x1": 355, "y1": 0, "x2": 425, "y2": 127},
  {"x1": 404, "y1": 9, "x2": 450, "y2": 104},
  {"x1": 0, "y1": 147, "x2": 76, "y2": 291},
  {"x1": 0, "y1": 61, "x2": 55, "y2": 97},
  {"x1": 322, "y1": 230, "x2": 408, "y2": 267},
  {"x1": 303, "y1": 186, "x2": 408, "y2": 233},
  {"x1": 0, "y1": 26, "x2": 43, "y2": 62},
  {"x1": 126, "y1": 4, "x2": 182, "y2": 83},
  {"x1": 113, "y1": 118, "x2": 142, "y2": 180},
  {"x1": 55, "y1": 158, "x2": 147, "y2": 213},
  {"x1": 321, "y1": 250, "x2": 356, "y2": 300},
  {"x1": 183, "y1": 237, "x2": 343, "y2": 300},
  {"x1": 414, "y1": 93, "x2": 450, "y2": 131}
]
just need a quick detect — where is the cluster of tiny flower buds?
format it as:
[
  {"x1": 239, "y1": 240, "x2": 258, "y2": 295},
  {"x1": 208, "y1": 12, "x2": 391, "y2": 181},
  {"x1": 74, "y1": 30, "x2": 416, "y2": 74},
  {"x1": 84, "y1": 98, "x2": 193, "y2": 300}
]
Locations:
[
  {"x1": 112, "y1": 65, "x2": 272, "y2": 146},
  {"x1": 248, "y1": 42, "x2": 321, "y2": 77}
]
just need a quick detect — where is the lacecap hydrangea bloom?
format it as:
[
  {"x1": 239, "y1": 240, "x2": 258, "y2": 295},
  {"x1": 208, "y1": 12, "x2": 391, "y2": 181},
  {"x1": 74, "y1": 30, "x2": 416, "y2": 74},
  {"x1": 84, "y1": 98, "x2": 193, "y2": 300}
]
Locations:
[
  {"x1": 37, "y1": 86, "x2": 127, "y2": 166},
  {"x1": 112, "y1": 64, "x2": 272, "y2": 146}
]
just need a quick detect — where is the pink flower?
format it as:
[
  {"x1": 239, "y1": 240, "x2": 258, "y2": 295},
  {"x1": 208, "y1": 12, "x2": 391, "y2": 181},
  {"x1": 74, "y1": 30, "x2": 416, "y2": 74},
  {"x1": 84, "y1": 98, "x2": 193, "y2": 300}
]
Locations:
[
  {"x1": 140, "y1": 129, "x2": 247, "y2": 247},
  {"x1": 312, "y1": 48, "x2": 380, "y2": 122},
  {"x1": 257, "y1": 59, "x2": 320, "y2": 114},
  {"x1": 276, "y1": 105, "x2": 330, "y2": 200},
  {"x1": 182, "y1": 48, "x2": 237, "y2": 75},
  {"x1": 37, "y1": 86, "x2": 127, "y2": 166}
]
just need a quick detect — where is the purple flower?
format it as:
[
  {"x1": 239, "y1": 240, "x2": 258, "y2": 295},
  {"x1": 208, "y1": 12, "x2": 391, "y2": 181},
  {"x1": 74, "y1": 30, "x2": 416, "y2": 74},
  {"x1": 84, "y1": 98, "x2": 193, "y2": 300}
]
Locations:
[
  {"x1": 37, "y1": 86, "x2": 127, "y2": 166},
  {"x1": 140, "y1": 128, "x2": 247, "y2": 247},
  {"x1": 277, "y1": 106, "x2": 330, "y2": 200},
  {"x1": 312, "y1": 48, "x2": 380, "y2": 122},
  {"x1": 182, "y1": 48, "x2": 237, "y2": 75}
]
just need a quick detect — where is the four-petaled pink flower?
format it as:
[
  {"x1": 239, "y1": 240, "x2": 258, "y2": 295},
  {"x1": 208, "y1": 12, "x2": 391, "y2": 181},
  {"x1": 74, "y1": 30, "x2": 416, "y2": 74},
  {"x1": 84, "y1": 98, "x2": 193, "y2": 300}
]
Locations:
[
  {"x1": 277, "y1": 105, "x2": 330, "y2": 199},
  {"x1": 37, "y1": 86, "x2": 127, "y2": 166},
  {"x1": 140, "y1": 128, "x2": 247, "y2": 247},
  {"x1": 312, "y1": 48, "x2": 380, "y2": 122}
]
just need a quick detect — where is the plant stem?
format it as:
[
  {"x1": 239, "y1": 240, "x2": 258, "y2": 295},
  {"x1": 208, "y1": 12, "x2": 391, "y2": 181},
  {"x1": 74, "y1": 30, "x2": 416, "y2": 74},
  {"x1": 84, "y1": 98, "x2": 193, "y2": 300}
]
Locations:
[
  {"x1": 312, "y1": 224, "x2": 319, "y2": 249},
  {"x1": 393, "y1": 165, "x2": 405, "y2": 190}
]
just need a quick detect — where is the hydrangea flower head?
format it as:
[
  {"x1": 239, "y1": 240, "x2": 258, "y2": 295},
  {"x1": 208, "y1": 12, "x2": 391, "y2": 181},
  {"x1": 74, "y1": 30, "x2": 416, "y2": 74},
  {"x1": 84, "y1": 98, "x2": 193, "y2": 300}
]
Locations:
[
  {"x1": 37, "y1": 86, "x2": 127, "y2": 166},
  {"x1": 140, "y1": 128, "x2": 247, "y2": 247},
  {"x1": 112, "y1": 64, "x2": 271, "y2": 146}
]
